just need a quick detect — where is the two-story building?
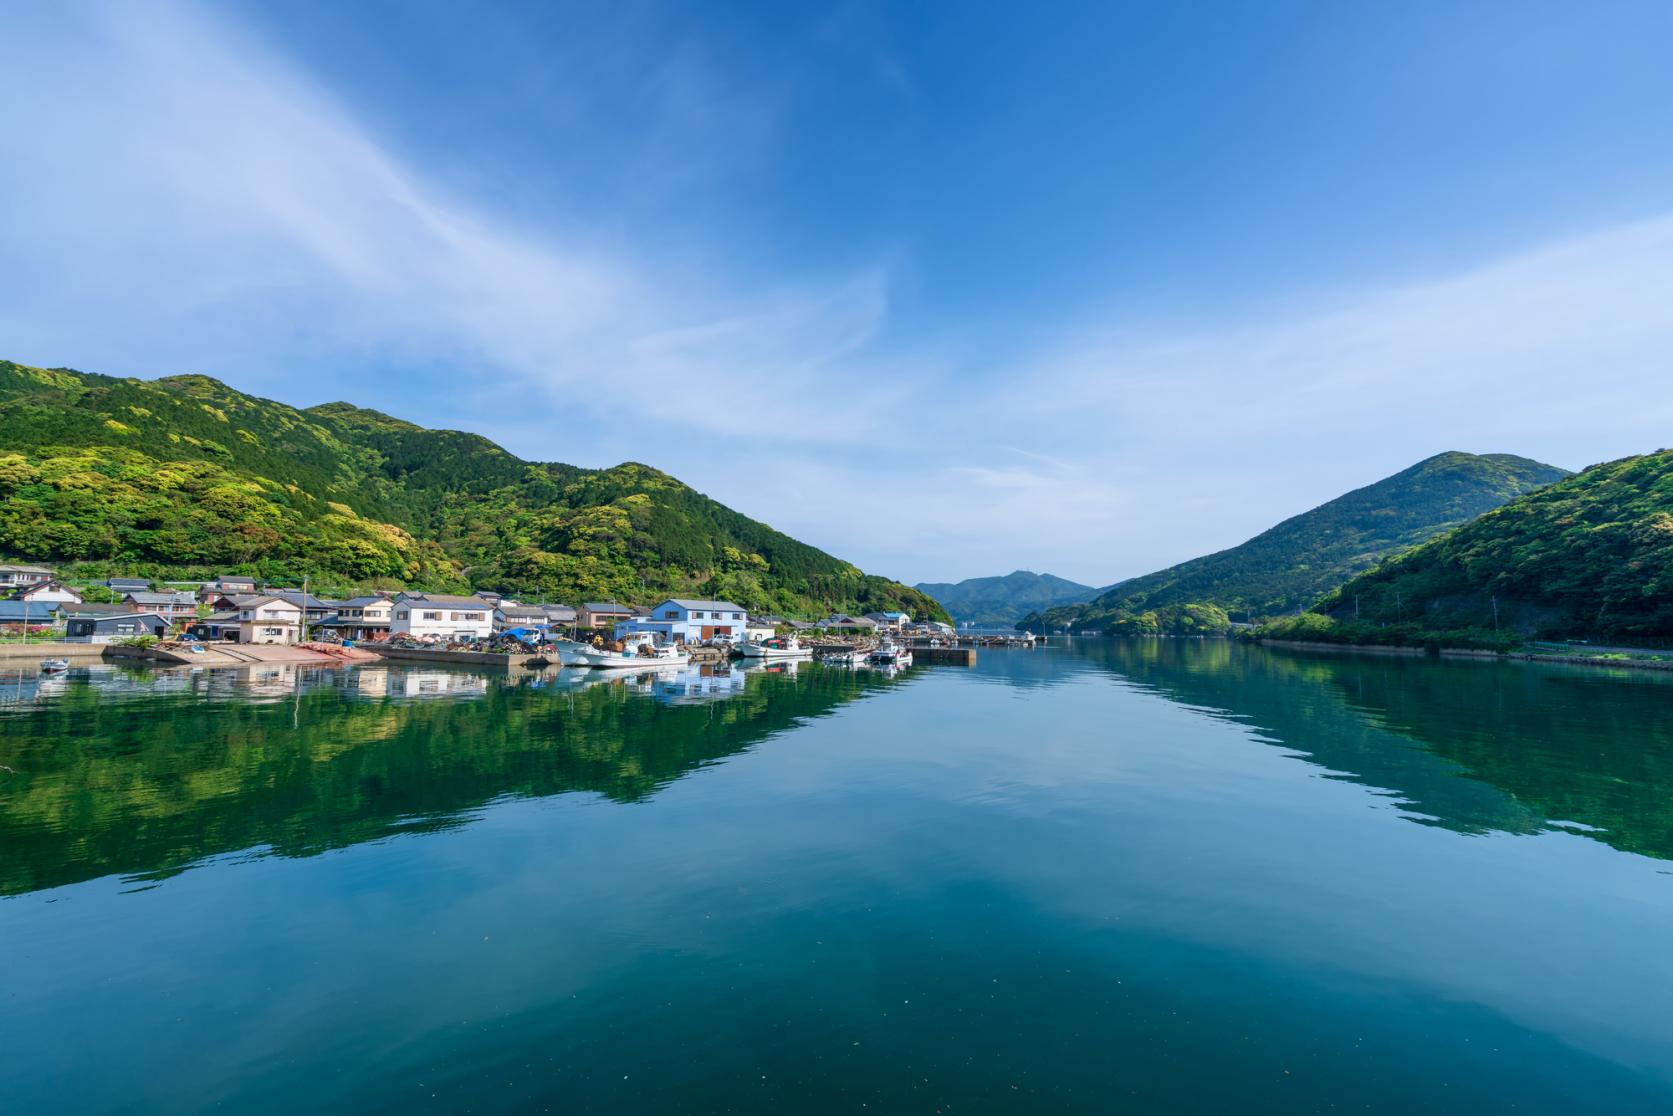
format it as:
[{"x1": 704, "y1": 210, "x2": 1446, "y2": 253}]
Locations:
[
  {"x1": 236, "y1": 596, "x2": 304, "y2": 644},
  {"x1": 198, "y1": 575, "x2": 257, "y2": 602},
  {"x1": 391, "y1": 593, "x2": 495, "y2": 641},
  {"x1": 864, "y1": 611, "x2": 911, "y2": 632},
  {"x1": 614, "y1": 598, "x2": 748, "y2": 644},
  {"x1": 495, "y1": 604, "x2": 551, "y2": 631},
  {"x1": 0, "y1": 563, "x2": 53, "y2": 590},
  {"x1": 319, "y1": 595, "x2": 395, "y2": 642},
  {"x1": 123, "y1": 590, "x2": 199, "y2": 619},
  {"x1": 578, "y1": 602, "x2": 636, "y2": 630}
]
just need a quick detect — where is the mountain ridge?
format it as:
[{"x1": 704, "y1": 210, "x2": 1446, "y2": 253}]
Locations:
[
  {"x1": 915, "y1": 569, "x2": 1106, "y2": 626},
  {"x1": 0, "y1": 359, "x2": 946, "y2": 620},
  {"x1": 1023, "y1": 451, "x2": 1569, "y2": 633}
]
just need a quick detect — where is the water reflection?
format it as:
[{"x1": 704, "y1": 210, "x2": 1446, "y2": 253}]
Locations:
[
  {"x1": 0, "y1": 659, "x2": 911, "y2": 897},
  {"x1": 1071, "y1": 638, "x2": 1673, "y2": 862}
]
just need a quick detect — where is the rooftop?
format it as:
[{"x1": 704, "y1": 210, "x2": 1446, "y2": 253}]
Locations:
[{"x1": 659, "y1": 598, "x2": 746, "y2": 612}]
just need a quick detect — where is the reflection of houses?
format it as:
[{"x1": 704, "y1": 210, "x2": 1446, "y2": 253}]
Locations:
[
  {"x1": 614, "y1": 598, "x2": 748, "y2": 644},
  {"x1": 392, "y1": 594, "x2": 494, "y2": 641},
  {"x1": 645, "y1": 664, "x2": 749, "y2": 705},
  {"x1": 392, "y1": 669, "x2": 490, "y2": 699},
  {"x1": 122, "y1": 590, "x2": 197, "y2": 619},
  {"x1": 0, "y1": 563, "x2": 54, "y2": 589},
  {"x1": 65, "y1": 609, "x2": 170, "y2": 642},
  {"x1": 236, "y1": 596, "x2": 304, "y2": 644}
]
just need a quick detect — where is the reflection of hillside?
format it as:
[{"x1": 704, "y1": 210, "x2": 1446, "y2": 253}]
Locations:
[
  {"x1": 1077, "y1": 639, "x2": 1673, "y2": 861},
  {"x1": 0, "y1": 663, "x2": 897, "y2": 897}
]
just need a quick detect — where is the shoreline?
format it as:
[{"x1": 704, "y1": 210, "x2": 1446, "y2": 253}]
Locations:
[{"x1": 1259, "y1": 638, "x2": 1673, "y2": 674}]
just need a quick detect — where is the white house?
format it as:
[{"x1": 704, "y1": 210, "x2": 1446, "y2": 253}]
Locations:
[
  {"x1": 864, "y1": 611, "x2": 911, "y2": 632},
  {"x1": 614, "y1": 598, "x2": 747, "y2": 644},
  {"x1": 744, "y1": 619, "x2": 778, "y2": 642},
  {"x1": 0, "y1": 563, "x2": 53, "y2": 589},
  {"x1": 236, "y1": 596, "x2": 304, "y2": 645},
  {"x1": 392, "y1": 593, "x2": 495, "y2": 641},
  {"x1": 13, "y1": 580, "x2": 82, "y2": 605}
]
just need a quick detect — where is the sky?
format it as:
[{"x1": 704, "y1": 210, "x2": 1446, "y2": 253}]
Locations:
[{"x1": 3, "y1": 0, "x2": 1673, "y2": 586}]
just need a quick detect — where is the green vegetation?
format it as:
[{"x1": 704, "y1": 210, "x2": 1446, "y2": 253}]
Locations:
[
  {"x1": 1020, "y1": 452, "x2": 1566, "y2": 634},
  {"x1": 1291, "y1": 449, "x2": 1673, "y2": 645},
  {"x1": 913, "y1": 569, "x2": 1103, "y2": 626},
  {"x1": 0, "y1": 360, "x2": 944, "y2": 620}
]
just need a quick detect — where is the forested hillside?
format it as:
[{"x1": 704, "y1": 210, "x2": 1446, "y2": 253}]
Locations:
[
  {"x1": 1292, "y1": 449, "x2": 1673, "y2": 642},
  {"x1": 1021, "y1": 452, "x2": 1567, "y2": 634},
  {"x1": 0, "y1": 360, "x2": 945, "y2": 619},
  {"x1": 914, "y1": 570, "x2": 1102, "y2": 625}
]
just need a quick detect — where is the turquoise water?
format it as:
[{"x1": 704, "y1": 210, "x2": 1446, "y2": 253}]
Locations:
[{"x1": 3, "y1": 641, "x2": 1673, "y2": 1112}]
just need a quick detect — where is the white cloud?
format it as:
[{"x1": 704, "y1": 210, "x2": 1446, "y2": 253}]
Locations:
[{"x1": 2, "y1": 2, "x2": 1671, "y2": 588}]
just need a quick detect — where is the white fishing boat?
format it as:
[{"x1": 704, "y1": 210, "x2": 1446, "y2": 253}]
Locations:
[
  {"x1": 738, "y1": 636, "x2": 812, "y2": 660},
  {"x1": 38, "y1": 658, "x2": 70, "y2": 674},
  {"x1": 819, "y1": 648, "x2": 859, "y2": 665},
  {"x1": 867, "y1": 639, "x2": 912, "y2": 666},
  {"x1": 567, "y1": 637, "x2": 689, "y2": 670}
]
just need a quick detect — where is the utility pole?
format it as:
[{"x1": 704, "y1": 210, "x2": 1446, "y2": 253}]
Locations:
[
  {"x1": 301, "y1": 574, "x2": 311, "y2": 643},
  {"x1": 1395, "y1": 590, "x2": 1402, "y2": 622},
  {"x1": 1354, "y1": 595, "x2": 1360, "y2": 623},
  {"x1": 1491, "y1": 595, "x2": 1500, "y2": 632}
]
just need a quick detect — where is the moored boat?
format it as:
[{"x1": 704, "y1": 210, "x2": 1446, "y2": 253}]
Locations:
[
  {"x1": 565, "y1": 637, "x2": 689, "y2": 669},
  {"x1": 738, "y1": 636, "x2": 812, "y2": 660},
  {"x1": 38, "y1": 658, "x2": 70, "y2": 674},
  {"x1": 867, "y1": 639, "x2": 911, "y2": 666}
]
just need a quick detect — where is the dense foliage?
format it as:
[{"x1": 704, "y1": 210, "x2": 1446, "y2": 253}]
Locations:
[
  {"x1": 0, "y1": 360, "x2": 945, "y2": 619},
  {"x1": 913, "y1": 569, "x2": 1102, "y2": 625},
  {"x1": 1304, "y1": 449, "x2": 1673, "y2": 642},
  {"x1": 1020, "y1": 452, "x2": 1566, "y2": 634}
]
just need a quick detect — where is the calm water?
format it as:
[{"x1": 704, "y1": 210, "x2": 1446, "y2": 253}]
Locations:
[{"x1": 4, "y1": 641, "x2": 1673, "y2": 1112}]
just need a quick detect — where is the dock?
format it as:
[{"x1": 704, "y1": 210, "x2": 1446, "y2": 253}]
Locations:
[
  {"x1": 368, "y1": 644, "x2": 553, "y2": 670},
  {"x1": 908, "y1": 645, "x2": 978, "y2": 666}
]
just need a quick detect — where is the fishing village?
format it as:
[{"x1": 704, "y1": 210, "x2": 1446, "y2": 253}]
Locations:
[{"x1": 0, "y1": 564, "x2": 1035, "y2": 681}]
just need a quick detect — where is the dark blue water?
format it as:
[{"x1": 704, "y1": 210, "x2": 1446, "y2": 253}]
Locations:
[{"x1": 3, "y1": 641, "x2": 1672, "y2": 1112}]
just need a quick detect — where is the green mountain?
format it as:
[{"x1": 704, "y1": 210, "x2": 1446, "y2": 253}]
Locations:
[
  {"x1": 0, "y1": 359, "x2": 945, "y2": 620},
  {"x1": 1299, "y1": 449, "x2": 1673, "y2": 642},
  {"x1": 914, "y1": 570, "x2": 1104, "y2": 626},
  {"x1": 1023, "y1": 452, "x2": 1568, "y2": 634}
]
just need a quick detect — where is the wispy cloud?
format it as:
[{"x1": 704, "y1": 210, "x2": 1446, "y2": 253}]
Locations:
[{"x1": 2, "y1": 2, "x2": 1670, "y2": 587}]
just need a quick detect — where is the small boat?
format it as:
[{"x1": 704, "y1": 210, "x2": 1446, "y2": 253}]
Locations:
[
  {"x1": 867, "y1": 640, "x2": 912, "y2": 666},
  {"x1": 818, "y1": 647, "x2": 859, "y2": 665},
  {"x1": 38, "y1": 658, "x2": 70, "y2": 674},
  {"x1": 567, "y1": 638, "x2": 689, "y2": 670},
  {"x1": 739, "y1": 636, "x2": 813, "y2": 660}
]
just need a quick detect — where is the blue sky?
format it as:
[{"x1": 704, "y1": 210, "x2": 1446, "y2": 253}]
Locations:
[{"x1": 4, "y1": 1, "x2": 1673, "y2": 585}]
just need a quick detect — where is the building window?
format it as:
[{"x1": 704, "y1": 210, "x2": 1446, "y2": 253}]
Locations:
[{"x1": 423, "y1": 611, "x2": 441, "y2": 620}]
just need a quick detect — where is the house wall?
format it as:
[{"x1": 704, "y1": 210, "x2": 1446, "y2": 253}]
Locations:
[{"x1": 391, "y1": 604, "x2": 494, "y2": 640}]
